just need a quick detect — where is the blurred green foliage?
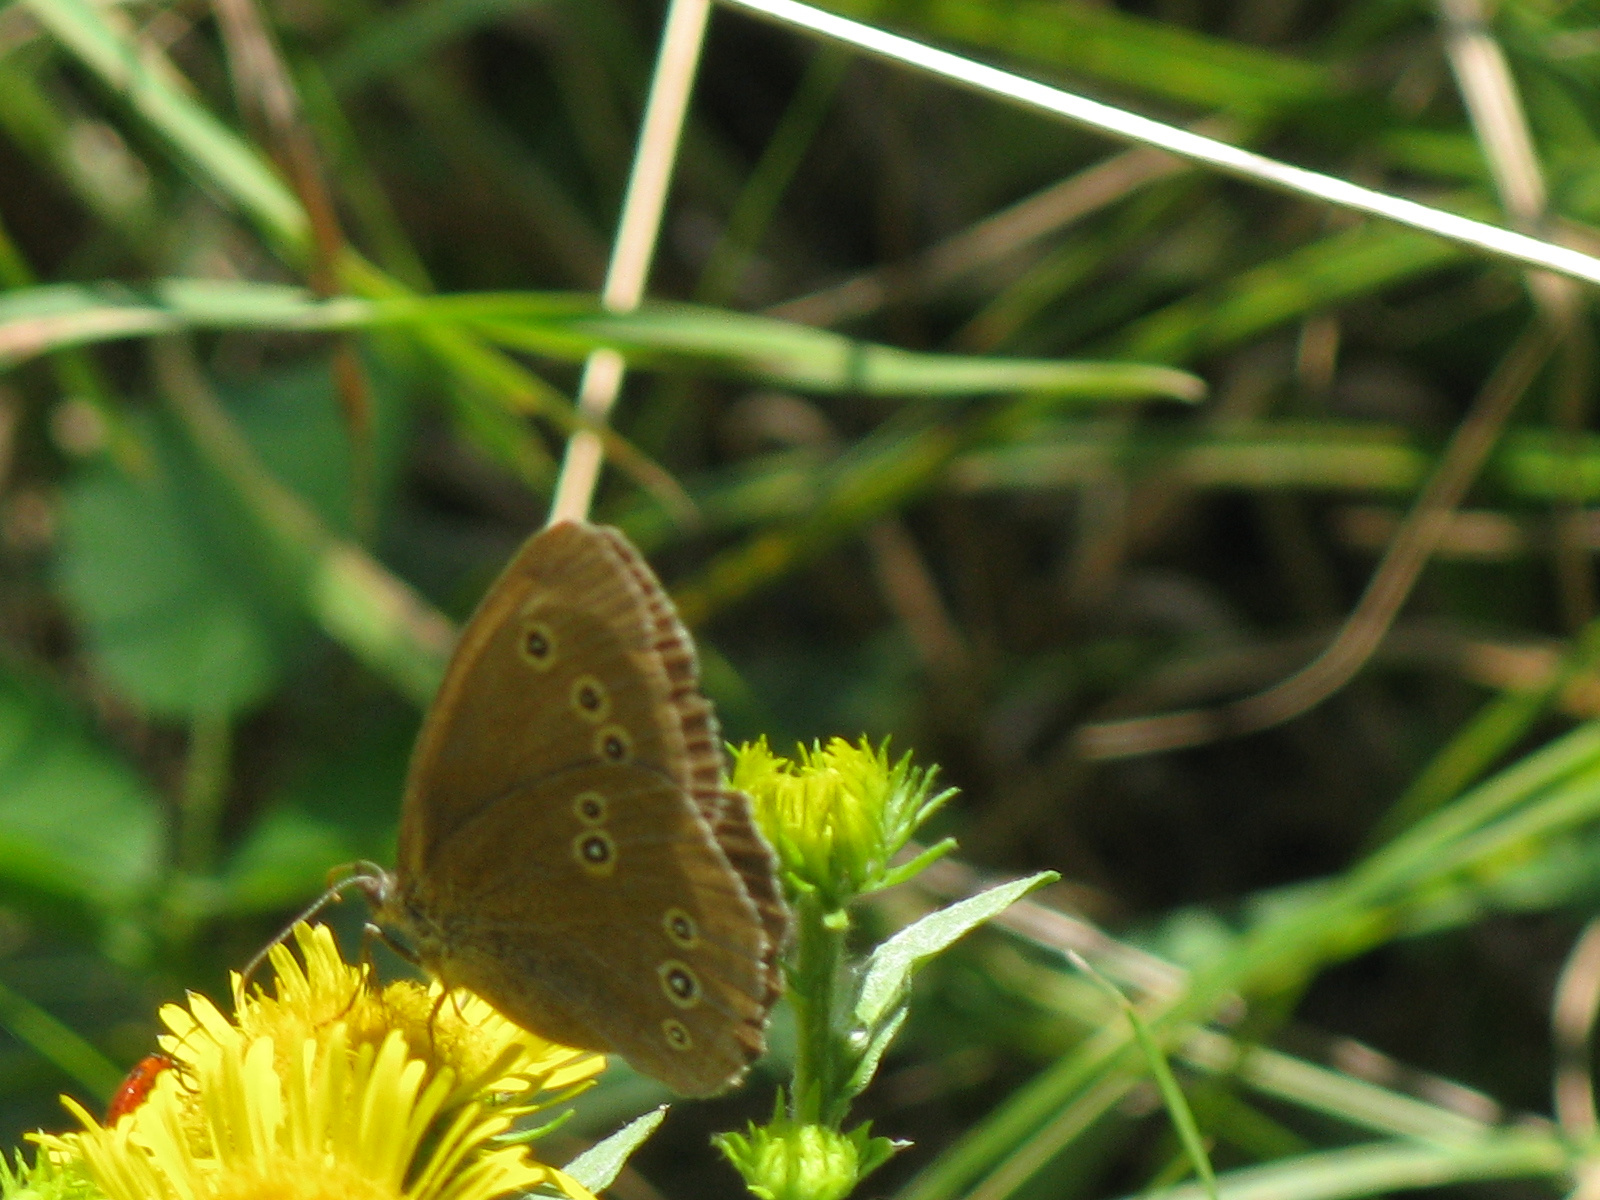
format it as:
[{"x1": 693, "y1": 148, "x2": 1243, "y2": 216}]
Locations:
[{"x1": 4, "y1": 0, "x2": 1600, "y2": 1199}]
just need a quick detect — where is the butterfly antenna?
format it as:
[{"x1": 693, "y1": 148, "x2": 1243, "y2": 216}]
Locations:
[{"x1": 236, "y1": 861, "x2": 389, "y2": 1002}]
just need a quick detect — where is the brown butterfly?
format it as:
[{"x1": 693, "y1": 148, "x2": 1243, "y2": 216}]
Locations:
[{"x1": 356, "y1": 521, "x2": 787, "y2": 1096}]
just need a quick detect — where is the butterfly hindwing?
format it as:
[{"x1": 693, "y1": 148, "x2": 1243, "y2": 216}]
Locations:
[{"x1": 404, "y1": 763, "x2": 772, "y2": 1095}]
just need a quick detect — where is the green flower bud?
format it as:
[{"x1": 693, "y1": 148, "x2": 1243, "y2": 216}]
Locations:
[
  {"x1": 730, "y1": 738, "x2": 956, "y2": 911},
  {"x1": 716, "y1": 1116, "x2": 900, "y2": 1200}
]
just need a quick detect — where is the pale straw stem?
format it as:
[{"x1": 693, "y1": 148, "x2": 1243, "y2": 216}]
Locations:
[
  {"x1": 715, "y1": 0, "x2": 1600, "y2": 289},
  {"x1": 1553, "y1": 917, "x2": 1600, "y2": 1138},
  {"x1": 547, "y1": 0, "x2": 712, "y2": 526},
  {"x1": 1437, "y1": 0, "x2": 1547, "y2": 228}
]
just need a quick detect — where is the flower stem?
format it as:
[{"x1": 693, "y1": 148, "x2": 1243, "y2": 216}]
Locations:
[{"x1": 790, "y1": 892, "x2": 849, "y2": 1125}]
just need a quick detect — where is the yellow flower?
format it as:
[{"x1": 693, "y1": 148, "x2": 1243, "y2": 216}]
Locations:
[
  {"x1": 37, "y1": 923, "x2": 605, "y2": 1200},
  {"x1": 209, "y1": 923, "x2": 601, "y2": 1114}
]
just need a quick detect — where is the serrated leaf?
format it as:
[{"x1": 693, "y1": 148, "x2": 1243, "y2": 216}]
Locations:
[
  {"x1": 564, "y1": 1106, "x2": 668, "y2": 1193},
  {"x1": 856, "y1": 872, "x2": 1056, "y2": 1031},
  {"x1": 842, "y1": 1006, "x2": 907, "y2": 1105}
]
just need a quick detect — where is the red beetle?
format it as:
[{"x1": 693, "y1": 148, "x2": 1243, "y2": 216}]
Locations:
[{"x1": 105, "y1": 1052, "x2": 177, "y2": 1123}]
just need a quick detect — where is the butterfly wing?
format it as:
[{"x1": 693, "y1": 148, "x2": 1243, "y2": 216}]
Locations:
[
  {"x1": 396, "y1": 522, "x2": 722, "y2": 877},
  {"x1": 388, "y1": 521, "x2": 785, "y2": 1094},
  {"x1": 405, "y1": 762, "x2": 772, "y2": 1095}
]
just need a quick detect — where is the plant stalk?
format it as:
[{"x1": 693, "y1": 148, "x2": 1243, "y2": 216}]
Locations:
[{"x1": 790, "y1": 893, "x2": 849, "y2": 1125}]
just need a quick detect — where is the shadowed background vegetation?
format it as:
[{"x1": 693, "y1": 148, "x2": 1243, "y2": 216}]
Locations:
[{"x1": 3, "y1": 0, "x2": 1600, "y2": 1198}]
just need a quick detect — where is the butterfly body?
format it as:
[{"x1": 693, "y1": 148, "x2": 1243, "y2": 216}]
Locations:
[{"x1": 369, "y1": 522, "x2": 786, "y2": 1096}]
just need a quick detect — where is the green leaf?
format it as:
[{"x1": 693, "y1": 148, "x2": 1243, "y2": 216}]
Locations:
[
  {"x1": 1105, "y1": 222, "x2": 1466, "y2": 364},
  {"x1": 59, "y1": 444, "x2": 291, "y2": 717},
  {"x1": 326, "y1": 0, "x2": 554, "y2": 89},
  {"x1": 842, "y1": 1006, "x2": 908, "y2": 1104},
  {"x1": 56, "y1": 358, "x2": 407, "y2": 717},
  {"x1": 1107, "y1": 1136, "x2": 1566, "y2": 1200},
  {"x1": 563, "y1": 1106, "x2": 668, "y2": 1193},
  {"x1": 0, "y1": 664, "x2": 161, "y2": 911},
  {"x1": 855, "y1": 871, "x2": 1056, "y2": 1032},
  {"x1": 826, "y1": 0, "x2": 1332, "y2": 116}
]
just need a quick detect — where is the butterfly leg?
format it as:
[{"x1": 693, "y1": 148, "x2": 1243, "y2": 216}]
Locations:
[
  {"x1": 425, "y1": 987, "x2": 449, "y2": 1048},
  {"x1": 340, "y1": 919, "x2": 424, "y2": 1018}
]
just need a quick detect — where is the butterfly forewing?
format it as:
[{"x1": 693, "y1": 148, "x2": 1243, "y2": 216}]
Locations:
[
  {"x1": 398, "y1": 522, "x2": 720, "y2": 874},
  {"x1": 595, "y1": 526, "x2": 725, "y2": 818}
]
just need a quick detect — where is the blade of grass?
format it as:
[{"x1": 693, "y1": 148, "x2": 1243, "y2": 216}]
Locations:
[
  {"x1": 953, "y1": 422, "x2": 1600, "y2": 504},
  {"x1": 0, "y1": 280, "x2": 1205, "y2": 403},
  {"x1": 827, "y1": 0, "x2": 1332, "y2": 117},
  {"x1": 17, "y1": 0, "x2": 681, "y2": 509},
  {"x1": 21, "y1": 0, "x2": 308, "y2": 255},
  {"x1": 1374, "y1": 616, "x2": 1600, "y2": 841},
  {"x1": 1068, "y1": 951, "x2": 1219, "y2": 1200},
  {"x1": 899, "y1": 720, "x2": 1600, "y2": 1200},
  {"x1": 324, "y1": 0, "x2": 552, "y2": 91},
  {"x1": 1103, "y1": 221, "x2": 1469, "y2": 364},
  {"x1": 0, "y1": 975, "x2": 123, "y2": 1102},
  {"x1": 0, "y1": 57, "x2": 160, "y2": 247},
  {"x1": 1112, "y1": 1135, "x2": 1568, "y2": 1200},
  {"x1": 695, "y1": 44, "x2": 850, "y2": 306},
  {"x1": 1074, "y1": 318, "x2": 1556, "y2": 759}
]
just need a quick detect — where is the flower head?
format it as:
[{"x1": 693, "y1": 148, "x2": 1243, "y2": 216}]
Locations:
[
  {"x1": 216, "y1": 923, "x2": 600, "y2": 1114},
  {"x1": 730, "y1": 738, "x2": 956, "y2": 910},
  {"x1": 36, "y1": 923, "x2": 604, "y2": 1200}
]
